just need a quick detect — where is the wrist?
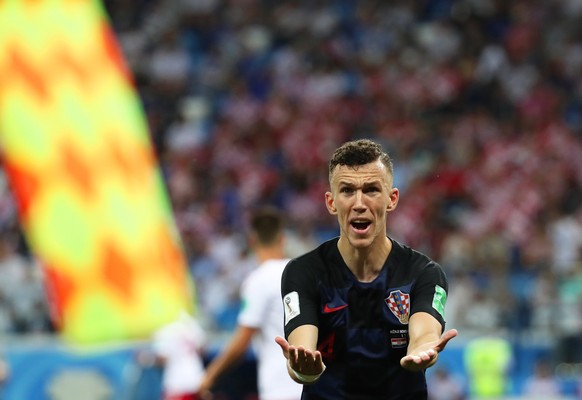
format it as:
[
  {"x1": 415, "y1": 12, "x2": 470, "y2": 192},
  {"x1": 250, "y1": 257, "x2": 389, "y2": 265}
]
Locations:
[{"x1": 287, "y1": 359, "x2": 326, "y2": 383}]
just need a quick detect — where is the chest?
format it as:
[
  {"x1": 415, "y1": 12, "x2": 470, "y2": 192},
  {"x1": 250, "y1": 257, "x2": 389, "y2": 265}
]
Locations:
[{"x1": 318, "y1": 281, "x2": 414, "y2": 329}]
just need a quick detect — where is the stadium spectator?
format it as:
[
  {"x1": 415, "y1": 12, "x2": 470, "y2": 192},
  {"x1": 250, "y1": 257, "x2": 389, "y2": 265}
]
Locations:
[
  {"x1": 1, "y1": 1, "x2": 582, "y2": 397},
  {"x1": 522, "y1": 359, "x2": 561, "y2": 399},
  {"x1": 427, "y1": 366, "x2": 466, "y2": 400}
]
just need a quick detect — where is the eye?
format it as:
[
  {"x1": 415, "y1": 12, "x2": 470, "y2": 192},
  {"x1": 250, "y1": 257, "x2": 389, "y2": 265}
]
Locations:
[
  {"x1": 364, "y1": 186, "x2": 380, "y2": 193},
  {"x1": 340, "y1": 187, "x2": 353, "y2": 194}
]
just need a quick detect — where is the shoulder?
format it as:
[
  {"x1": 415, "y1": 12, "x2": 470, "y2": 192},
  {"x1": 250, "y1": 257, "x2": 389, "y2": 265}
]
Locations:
[
  {"x1": 285, "y1": 238, "x2": 339, "y2": 272},
  {"x1": 390, "y1": 239, "x2": 446, "y2": 282},
  {"x1": 290, "y1": 237, "x2": 338, "y2": 264},
  {"x1": 245, "y1": 258, "x2": 290, "y2": 285},
  {"x1": 392, "y1": 239, "x2": 441, "y2": 268}
]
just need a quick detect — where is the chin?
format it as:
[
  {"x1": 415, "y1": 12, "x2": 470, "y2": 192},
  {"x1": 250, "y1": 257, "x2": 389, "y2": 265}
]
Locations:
[{"x1": 348, "y1": 236, "x2": 375, "y2": 249}]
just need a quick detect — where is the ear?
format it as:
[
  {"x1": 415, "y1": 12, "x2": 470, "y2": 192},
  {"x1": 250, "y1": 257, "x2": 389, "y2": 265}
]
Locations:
[
  {"x1": 386, "y1": 187, "x2": 399, "y2": 212},
  {"x1": 276, "y1": 231, "x2": 285, "y2": 246},
  {"x1": 248, "y1": 233, "x2": 258, "y2": 248},
  {"x1": 325, "y1": 191, "x2": 337, "y2": 215}
]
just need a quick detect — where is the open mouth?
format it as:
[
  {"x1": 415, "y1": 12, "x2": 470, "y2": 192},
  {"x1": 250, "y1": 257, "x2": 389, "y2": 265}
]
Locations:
[{"x1": 351, "y1": 220, "x2": 371, "y2": 232}]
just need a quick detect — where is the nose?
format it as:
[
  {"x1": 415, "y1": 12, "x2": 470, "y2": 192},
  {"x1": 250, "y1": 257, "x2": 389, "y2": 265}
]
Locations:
[{"x1": 353, "y1": 190, "x2": 366, "y2": 211}]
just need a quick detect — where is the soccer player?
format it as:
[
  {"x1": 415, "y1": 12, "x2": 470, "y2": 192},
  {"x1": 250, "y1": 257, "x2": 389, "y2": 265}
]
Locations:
[
  {"x1": 148, "y1": 311, "x2": 207, "y2": 400},
  {"x1": 275, "y1": 139, "x2": 458, "y2": 399},
  {"x1": 200, "y1": 207, "x2": 301, "y2": 400}
]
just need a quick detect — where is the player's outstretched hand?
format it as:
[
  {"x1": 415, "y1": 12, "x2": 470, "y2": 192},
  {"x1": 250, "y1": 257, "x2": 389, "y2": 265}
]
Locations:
[
  {"x1": 400, "y1": 329, "x2": 458, "y2": 372},
  {"x1": 275, "y1": 336, "x2": 325, "y2": 377}
]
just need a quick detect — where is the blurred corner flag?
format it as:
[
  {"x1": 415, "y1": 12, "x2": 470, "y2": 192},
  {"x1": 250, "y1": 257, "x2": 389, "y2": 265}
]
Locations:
[{"x1": 0, "y1": 0, "x2": 194, "y2": 345}]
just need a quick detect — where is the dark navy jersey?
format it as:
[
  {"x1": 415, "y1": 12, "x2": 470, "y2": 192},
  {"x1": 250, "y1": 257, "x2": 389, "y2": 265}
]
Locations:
[{"x1": 281, "y1": 237, "x2": 448, "y2": 400}]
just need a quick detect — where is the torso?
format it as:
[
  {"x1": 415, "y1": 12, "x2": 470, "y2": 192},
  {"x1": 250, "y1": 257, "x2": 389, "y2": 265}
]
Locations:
[{"x1": 282, "y1": 237, "x2": 448, "y2": 400}]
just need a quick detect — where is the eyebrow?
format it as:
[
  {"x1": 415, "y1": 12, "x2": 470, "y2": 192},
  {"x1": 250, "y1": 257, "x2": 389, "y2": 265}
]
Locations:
[{"x1": 337, "y1": 179, "x2": 383, "y2": 187}]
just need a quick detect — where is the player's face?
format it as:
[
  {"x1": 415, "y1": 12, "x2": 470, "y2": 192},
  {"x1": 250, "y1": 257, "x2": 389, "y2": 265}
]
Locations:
[{"x1": 326, "y1": 159, "x2": 399, "y2": 249}]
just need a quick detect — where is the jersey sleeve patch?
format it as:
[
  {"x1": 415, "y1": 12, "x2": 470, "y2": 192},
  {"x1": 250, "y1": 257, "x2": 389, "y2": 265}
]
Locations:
[
  {"x1": 432, "y1": 285, "x2": 447, "y2": 319},
  {"x1": 283, "y1": 291, "x2": 300, "y2": 326}
]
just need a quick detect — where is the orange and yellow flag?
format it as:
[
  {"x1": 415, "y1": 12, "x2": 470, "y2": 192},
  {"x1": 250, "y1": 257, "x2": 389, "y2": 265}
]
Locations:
[{"x1": 0, "y1": 0, "x2": 193, "y2": 345}]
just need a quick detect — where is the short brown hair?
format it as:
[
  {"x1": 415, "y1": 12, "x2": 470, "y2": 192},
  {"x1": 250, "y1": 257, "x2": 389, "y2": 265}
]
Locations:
[
  {"x1": 329, "y1": 139, "x2": 393, "y2": 179},
  {"x1": 250, "y1": 206, "x2": 284, "y2": 246}
]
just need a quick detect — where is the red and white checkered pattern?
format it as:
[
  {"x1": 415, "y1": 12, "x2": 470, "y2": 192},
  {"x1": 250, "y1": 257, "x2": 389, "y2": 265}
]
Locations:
[{"x1": 385, "y1": 290, "x2": 410, "y2": 324}]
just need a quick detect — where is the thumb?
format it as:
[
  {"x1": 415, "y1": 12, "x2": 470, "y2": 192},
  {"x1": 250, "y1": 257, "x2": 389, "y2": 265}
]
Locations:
[
  {"x1": 435, "y1": 329, "x2": 458, "y2": 353},
  {"x1": 275, "y1": 336, "x2": 290, "y2": 358}
]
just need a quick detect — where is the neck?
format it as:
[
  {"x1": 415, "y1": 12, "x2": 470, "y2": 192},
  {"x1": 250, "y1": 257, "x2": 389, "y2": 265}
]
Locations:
[
  {"x1": 255, "y1": 245, "x2": 285, "y2": 264},
  {"x1": 338, "y1": 236, "x2": 391, "y2": 282}
]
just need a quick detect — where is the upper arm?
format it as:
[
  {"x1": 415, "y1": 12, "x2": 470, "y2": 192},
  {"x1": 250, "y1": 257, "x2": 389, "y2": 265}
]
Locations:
[{"x1": 214, "y1": 325, "x2": 257, "y2": 364}]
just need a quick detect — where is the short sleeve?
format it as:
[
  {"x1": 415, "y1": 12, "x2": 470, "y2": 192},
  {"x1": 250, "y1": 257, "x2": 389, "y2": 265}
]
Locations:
[
  {"x1": 281, "y1": 259, "x2": 319, "y2": 338},
  {"x1": 238, "y1": 272, "x2": 268, "y2": 329},
  {"x1": 410, "y1": 262, "x2": 448, "y2": 330}
]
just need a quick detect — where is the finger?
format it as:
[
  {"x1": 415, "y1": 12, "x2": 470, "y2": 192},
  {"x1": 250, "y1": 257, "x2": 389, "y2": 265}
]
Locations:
[
  {"x1": 400, "y1": 355, "x2": 418, "y2": 370},
  {"x1": 306, "y1": 349, "x2": 317, "y2": 363},
  {"x1": 409, "y1": 355, "x2": 421, "y2": 364},
  {"x1": 314, "y1": 351, "x2": 323, "y2": 364},
  {"x1": 296, "y1": 347, "x2": 313, "y2": 370},
  {"x1": 297, "y1": 346, "x2": 314, "y2": 363}
]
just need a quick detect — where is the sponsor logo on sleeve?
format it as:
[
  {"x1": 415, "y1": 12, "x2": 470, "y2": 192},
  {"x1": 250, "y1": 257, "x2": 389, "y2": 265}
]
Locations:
[
  {"x1": 283, "y1": 291, "x2": 300, "y2": 325},
  {"x1": 432, "y1": 285, "x2": 447, "y2": 319}
]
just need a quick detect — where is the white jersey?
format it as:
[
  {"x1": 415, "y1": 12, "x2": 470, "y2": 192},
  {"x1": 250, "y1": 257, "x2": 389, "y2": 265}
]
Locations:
[
  {"x1": 152, "y1": 313, "x2": 206, "y2": 396},
  {"x1": 238, "y1": 259, "x2": 302, "y2": 400}
]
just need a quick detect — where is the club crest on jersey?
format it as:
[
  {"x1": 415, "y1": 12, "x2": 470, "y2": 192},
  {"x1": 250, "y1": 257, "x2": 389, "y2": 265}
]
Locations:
[{"x1": 385, "y1": 290, "x2": 410, "y2": 324}]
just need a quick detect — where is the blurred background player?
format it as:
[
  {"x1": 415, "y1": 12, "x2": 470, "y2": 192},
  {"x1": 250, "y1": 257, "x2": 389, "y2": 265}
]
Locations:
[
  {"x1": 199, "y1": 206, "x2": 301, "y2": 400},
  {"x1": 139, "y1": 311, "x2": 207, "y2": 400}
]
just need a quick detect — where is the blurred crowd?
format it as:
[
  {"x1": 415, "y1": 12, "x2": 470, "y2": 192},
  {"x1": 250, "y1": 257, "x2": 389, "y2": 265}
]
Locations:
[{"x1": 0, "y1": 0, "x2": 582, "y2": 394}]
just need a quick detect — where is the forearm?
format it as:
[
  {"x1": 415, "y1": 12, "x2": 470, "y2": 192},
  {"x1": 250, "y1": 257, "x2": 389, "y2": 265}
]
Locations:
[
  {"x1": 204, "y1": 326, "x2": 255, "y2": 387},
  {"x1": 400, "y1": 312, "x2": 445, "y2": 372},
  {"x1": 205, "y1": 344, "x2": 246, "y2": 384}
]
